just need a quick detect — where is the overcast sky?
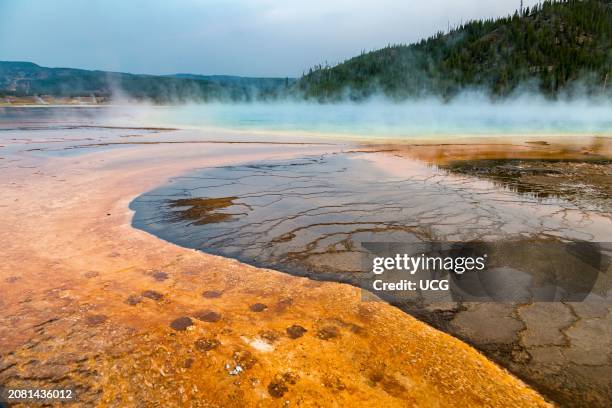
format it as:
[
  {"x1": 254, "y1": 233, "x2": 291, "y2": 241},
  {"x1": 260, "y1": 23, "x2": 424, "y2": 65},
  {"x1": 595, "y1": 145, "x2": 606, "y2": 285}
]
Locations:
[{"x1": 0, "y1": 0, "x2": 540, "y2": 77}]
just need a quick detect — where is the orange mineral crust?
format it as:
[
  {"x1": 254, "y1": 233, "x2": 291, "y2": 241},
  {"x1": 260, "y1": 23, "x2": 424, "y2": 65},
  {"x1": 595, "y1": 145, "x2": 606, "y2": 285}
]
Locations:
[{"x1": 0, "y1": 128, "x2": 549, "y2": 407}]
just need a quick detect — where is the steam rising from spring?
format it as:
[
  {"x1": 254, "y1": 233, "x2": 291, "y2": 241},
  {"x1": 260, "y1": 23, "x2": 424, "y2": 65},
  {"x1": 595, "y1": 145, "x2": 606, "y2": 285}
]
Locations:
[{"x1": 127, "y1": 93, "x2": 612, "y2": 139}]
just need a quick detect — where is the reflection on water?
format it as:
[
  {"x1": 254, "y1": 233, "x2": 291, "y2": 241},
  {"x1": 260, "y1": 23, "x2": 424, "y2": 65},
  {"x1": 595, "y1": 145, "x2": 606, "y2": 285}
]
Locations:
[{"x1": 130, "y1": 151, "x2": 612, "y2": 282}]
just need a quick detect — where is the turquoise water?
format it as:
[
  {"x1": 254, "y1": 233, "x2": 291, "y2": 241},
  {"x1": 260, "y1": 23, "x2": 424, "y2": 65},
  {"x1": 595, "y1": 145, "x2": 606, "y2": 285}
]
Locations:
[
  {"x1": 2, "y1": 97, "x2": 611, "y2": 139},
  {"x1": 138, "y1": 98, "x2": 612, "y2": 138}
]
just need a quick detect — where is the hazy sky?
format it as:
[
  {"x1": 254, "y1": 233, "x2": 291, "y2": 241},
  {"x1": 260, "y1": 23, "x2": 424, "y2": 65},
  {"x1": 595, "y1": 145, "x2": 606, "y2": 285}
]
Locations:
[{"x1": 0, "y1": 0, "x2": 540, "y2": 77}]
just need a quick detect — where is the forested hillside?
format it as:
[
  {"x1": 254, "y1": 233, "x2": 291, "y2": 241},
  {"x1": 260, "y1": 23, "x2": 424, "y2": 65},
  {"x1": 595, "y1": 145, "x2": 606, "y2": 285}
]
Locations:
[{"x1": 297, "y1": 0, "x2": 612, "y2": 101}]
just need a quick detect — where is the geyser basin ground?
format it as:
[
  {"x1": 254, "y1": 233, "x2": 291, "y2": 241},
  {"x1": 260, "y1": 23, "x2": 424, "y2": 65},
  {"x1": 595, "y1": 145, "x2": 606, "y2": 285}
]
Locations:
[
  {"x1": 1, "y1": 107, "x2": 610, "y2": 407},
  {"x1": 130, "y1": 143, "x2": 612, "y2": 406},
  {"x1": 0, "y1": 119, "x2": 555, "y2": 407}
]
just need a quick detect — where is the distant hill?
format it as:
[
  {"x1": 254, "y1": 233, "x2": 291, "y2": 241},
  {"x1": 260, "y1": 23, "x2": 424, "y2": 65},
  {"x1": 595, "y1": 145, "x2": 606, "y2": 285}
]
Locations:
[
  {"x1": 0, "y1": 61, "x2": 292, "y2": 103},
  {"x1": 297, "y1": 0, "x2": 612, "y2": 101},
  {"x1": 170, "y1": 73, "x2": 293, "y2": 89}
]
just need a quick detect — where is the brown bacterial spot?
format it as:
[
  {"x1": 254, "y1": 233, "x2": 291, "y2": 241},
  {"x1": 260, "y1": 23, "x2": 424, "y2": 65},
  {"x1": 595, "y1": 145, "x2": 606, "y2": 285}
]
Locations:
[
  {"x1": 259, "y1": 330, "x2": 280, "y2": 343},
  {"x1": 85, "y1": 314, "x2": 107, "y2": 326},
  {"x1": 167, "y1": 197, "x2": 239, "y2": 225},
  {"x1": 233, "y1": 350, "x2": 257, "y2": 370},
  {"x1": 183, "y1": 358, "x2": 194, "y2": 368},
  {"x1": 170, "y1": 316, "x2": 193, "y2": 331},
  {"x1": 249, "y1": 303, "x2": 267, "y2": 312},
  {"x1": 369, "y1": 370, "x2": 384, "y2": 384},
  {"x1": 286, "y1": 325, "x2": 307, "y2": 339},
  {"x1": 141, "y1": 290, "x2": 164, "y2": 301},
  {"x1": 323, "y1": 375, "x2": 347, "y2": 392},
  {"x1": 202, "y1": 290, "x2": 222, "y2": 298},
  {"x1": 282, "y1": 372, "x2": 299, "y2": 385},
  {"x1": 193, "y1": 310, "x2": 221, "y2": 322},
  {"x1": 151, "y1": 271, "x2": 168, "y2": 281},
  {"x1": 317, "y1": 325, "x2": 340, "y2": 340},
  {"x1": 275, "y1": 297, "x2": 293, "y2": 311},
  {"x1": 267, "y1": 372, "x2": 298, "y2": 398},
  {"x1": 358, "y1": 304, "x2": 375, "y2": 320},
  {"x1": 125, "y1": 294, "x2": 142, "y2": 305},
  {"x1": 381, "y1": 377, "x2": 407, "y2": 397},
  {"x1": 268, "y1": 380, "x2": 289, "y2": 398},
  {"x1": 195, "y1": 338, "x2": 221, "y2": 352},
  {"x1": 83, "y1": 271, "x2": 99, "y2": 279}
]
